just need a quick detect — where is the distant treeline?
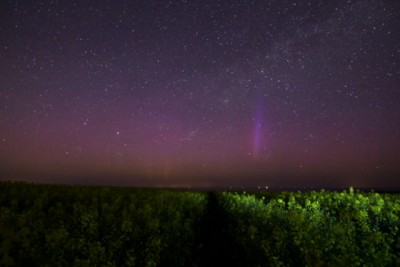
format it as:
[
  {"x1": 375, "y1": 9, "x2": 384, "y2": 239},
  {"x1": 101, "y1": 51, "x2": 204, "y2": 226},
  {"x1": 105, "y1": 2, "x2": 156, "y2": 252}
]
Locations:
[{"x1": 0, "y1": 182, "x2": 399, "y2": 266}]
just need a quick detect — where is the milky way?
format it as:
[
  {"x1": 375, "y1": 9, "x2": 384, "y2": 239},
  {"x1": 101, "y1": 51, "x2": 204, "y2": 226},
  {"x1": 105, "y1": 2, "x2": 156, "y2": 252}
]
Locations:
[{"x1": 0, "y1": 0, "x2": 399, "y2": 188}]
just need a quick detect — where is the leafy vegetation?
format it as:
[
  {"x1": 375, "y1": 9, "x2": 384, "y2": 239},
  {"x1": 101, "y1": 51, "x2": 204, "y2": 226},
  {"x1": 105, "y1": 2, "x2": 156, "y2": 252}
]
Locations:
[
  {"x1": 0, "y1": 182, "x2": 399, "y2": 266},
  {"x1": 221, "y1": 188, "x2": 400, "y2": 267},
  {"x1": 0, "y1": 183, "x2": 206, "y2": 267}
]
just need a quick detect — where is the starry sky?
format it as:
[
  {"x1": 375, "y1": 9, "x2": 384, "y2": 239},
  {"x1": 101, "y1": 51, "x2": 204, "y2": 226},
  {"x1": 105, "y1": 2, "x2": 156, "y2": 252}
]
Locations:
[{"x1": 1, "y1": 0, "x2": 399, "y2": 188}]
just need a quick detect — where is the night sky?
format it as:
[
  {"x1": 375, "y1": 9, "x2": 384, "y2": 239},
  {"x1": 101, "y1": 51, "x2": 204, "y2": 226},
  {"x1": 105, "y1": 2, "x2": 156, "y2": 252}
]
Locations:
[{"x1": 1, "y1": 0, "x2": 399, "y2": 188}]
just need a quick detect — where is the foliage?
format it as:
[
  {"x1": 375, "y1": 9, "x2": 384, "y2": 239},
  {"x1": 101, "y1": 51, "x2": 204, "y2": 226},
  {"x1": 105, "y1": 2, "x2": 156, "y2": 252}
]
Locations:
[
  {"x1": 220, "y1": 188, "x2": 400, "y2": 267},
  {"x1": 0, "y1": 182, "x2": 207, "y2": 267},
  {"x1": 0, "y1": 183, "x2": 399, "y2": 266}
]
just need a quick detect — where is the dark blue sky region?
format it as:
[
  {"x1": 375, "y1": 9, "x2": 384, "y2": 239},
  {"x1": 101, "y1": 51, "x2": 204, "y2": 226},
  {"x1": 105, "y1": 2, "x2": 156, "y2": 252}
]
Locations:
[{"x1": 0, "y1": 0, "x2": 399, "y2": 188}]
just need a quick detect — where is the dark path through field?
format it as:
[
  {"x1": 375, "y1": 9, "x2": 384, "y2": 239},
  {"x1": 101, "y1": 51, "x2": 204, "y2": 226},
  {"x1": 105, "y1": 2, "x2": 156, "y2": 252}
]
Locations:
[{"x1": 192, "y1": 192, "x2": 245, "y2": 267}]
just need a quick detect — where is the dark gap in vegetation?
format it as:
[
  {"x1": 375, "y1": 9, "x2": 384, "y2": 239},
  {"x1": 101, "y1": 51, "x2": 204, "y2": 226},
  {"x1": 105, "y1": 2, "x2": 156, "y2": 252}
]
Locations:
[{"x1": 192, "y1": 192, "x2": 245, "y2": 267}]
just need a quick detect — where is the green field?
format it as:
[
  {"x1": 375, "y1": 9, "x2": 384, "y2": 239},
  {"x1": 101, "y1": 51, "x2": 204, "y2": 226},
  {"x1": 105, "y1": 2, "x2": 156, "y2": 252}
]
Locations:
[{"x1": 0, "y1": 182, "x2": 399, "y2": 266}]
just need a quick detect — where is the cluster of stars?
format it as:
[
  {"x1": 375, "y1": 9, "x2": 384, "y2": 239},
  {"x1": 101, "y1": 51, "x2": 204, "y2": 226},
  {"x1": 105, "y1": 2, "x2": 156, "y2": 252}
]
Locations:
[{"x1": 0, "y1": 0, "x2": 399, "y2": 187}]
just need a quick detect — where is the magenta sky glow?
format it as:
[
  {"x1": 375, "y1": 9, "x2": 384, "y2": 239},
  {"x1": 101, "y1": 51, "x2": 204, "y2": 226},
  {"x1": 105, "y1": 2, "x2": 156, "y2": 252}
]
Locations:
[
  {"x1": 0, "y1": 0, "x2": 399, "y2": 188},
  {"x1": 252, "y1": 101, "x2": 264, "y2": 159}
]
